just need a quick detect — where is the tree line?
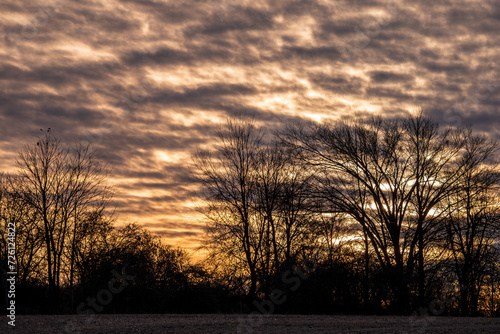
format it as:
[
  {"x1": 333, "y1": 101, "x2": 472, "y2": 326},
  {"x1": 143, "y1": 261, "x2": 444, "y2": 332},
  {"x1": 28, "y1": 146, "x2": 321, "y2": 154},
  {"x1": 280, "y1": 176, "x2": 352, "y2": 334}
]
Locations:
[
  {"x1": 195, "y1": 112, "x2": 500, "y2": 316},
  {"x1": 0, "y1": 133, "x2": 233, "y2": 314},
  {"x1": 1, "y1": 111, "x2": 500, "y2": 316}
]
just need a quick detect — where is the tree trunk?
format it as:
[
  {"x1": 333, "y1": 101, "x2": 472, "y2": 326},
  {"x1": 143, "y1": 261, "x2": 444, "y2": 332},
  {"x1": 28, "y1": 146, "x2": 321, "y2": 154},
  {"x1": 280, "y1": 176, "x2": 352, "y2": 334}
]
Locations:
[
  {"x1": 363, "y1": 229, "x2": 370, "y2": 311},
  {"x1": 460, "y1": 287, "x2": 470, "y2": 316},
  {"x1": 417, "y1": 220, "x2": 425, "y2": 305}
]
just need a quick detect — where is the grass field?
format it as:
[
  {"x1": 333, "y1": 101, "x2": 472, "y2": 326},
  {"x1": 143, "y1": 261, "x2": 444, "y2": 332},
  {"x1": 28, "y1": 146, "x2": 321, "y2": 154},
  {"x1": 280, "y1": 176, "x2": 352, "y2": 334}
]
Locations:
[{"x1": 1, "y1": 314, "x2": 499, "y2": 333}]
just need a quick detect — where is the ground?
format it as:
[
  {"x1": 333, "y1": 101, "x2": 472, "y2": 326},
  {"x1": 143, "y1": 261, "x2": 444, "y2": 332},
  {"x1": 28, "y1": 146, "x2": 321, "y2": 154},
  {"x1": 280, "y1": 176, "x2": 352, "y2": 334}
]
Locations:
[{"x1": 1, "y1": 314, "x2": 499, "y2": 333}]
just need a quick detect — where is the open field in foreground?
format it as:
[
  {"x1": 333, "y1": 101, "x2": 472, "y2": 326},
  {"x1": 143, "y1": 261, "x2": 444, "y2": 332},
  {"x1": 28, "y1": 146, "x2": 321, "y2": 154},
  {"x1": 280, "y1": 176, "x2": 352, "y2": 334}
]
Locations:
[{"x1": 2, "y1": 314, "x2": 499, "y2": 333}]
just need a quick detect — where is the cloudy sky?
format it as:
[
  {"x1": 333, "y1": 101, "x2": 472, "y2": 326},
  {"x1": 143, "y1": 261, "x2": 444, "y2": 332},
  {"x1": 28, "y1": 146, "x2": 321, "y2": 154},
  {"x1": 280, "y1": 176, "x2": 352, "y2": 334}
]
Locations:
[{"x1": 1, "y1": 0, "x2": 500, "y2": 255}]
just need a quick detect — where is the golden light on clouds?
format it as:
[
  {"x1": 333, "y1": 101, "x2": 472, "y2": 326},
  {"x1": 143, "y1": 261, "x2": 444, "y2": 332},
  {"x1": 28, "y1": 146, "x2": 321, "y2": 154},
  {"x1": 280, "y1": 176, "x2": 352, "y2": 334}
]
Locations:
[
  {"x1": 2, "y1": 0, "x2": 500, "y2": 255},
  {"x1": 154, "y1": 150, "x2": 190, "y2": 164}
]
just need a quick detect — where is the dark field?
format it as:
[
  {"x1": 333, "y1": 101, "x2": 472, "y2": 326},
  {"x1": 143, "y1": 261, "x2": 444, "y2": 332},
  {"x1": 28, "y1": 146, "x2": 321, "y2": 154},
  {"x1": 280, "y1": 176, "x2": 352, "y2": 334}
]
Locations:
[{"x1": 1, "y1": 314, "x2": 499, "y2": 333}]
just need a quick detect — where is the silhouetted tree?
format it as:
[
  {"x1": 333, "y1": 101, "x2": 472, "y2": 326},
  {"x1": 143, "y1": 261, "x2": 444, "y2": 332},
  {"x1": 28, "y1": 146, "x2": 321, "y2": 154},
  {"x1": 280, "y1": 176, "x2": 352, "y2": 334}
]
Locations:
[
  {"x1": 195, "y1": 118, "x2": 264, "y2": 301},
  {"x1": 13, "y1": 133, "x2": 111, "y2": 303},
  {"x1": 439, "y1": 134, "x2": 500, "y2": 315},
  {"x1": 1, "y1": 174, "x2": 45, "y2": 287},
  {"x1": 195, "y1": 118, "x2": 319, "y2": 302}
]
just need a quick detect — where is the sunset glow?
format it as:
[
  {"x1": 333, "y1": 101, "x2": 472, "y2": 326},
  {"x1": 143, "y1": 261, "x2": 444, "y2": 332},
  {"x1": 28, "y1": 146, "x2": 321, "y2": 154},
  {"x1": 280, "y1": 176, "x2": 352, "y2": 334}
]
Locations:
[{"x1": 2, "y1": 0, "x2": 499, "y2": 257}]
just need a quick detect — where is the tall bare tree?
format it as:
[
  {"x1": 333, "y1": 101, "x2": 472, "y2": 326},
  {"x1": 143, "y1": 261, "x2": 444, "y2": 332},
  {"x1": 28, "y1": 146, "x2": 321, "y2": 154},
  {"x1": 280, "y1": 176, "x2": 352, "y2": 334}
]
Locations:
[
  {"x1": 14, "y1": 132, "x2": 111, "y2": 301},
  {"x1": 195, "y1": 118, "x2": 317, "y2": 300},
  {"x1": 195, "y1": 118, "x2": 263, "y2": 300}
]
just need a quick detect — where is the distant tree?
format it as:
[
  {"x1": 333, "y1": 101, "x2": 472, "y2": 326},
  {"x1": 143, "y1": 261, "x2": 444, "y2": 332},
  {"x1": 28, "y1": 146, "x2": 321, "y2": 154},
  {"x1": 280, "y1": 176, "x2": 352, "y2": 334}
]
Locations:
[
  {"x1": 0, "y1": 174, "x2": 45, "y2": 287},
  {"x1": 479, "y1": 264, "x2": 500, "y2": 316},
  {"x1": 439, "y1": 134, "x2": 500, "y2": 315},
  {"x1": 253, "y1": 143, "x2": 316, "y2": 278},
  {"x1": 269, "y1": 145, "x2": 316, "y2": 268},
  {"x1": 80, "y1": 223, "x2": 195, "y2": 313}
]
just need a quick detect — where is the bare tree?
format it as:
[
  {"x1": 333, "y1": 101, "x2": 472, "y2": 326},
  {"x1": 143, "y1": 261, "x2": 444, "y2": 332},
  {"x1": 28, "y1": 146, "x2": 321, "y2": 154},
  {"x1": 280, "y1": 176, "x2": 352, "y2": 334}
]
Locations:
[
  {"x1": 195, "y1": 118, "x2": 317, "y2": 300},
  {"x1": 195, "y1": 118, "x2": 263, "y2": 300},
  {"x1": 254, "y1": 144, "x2": 315, "y2": 272},
  {"x1": 439, "y1": 134, "x2": 500, "y2": 315},
  {"x1": 0, "y1": 174, "x2": 45, "y2": 287},
  {"x1": 14, "y1": 132, "x2": 111, "y2": 301}
]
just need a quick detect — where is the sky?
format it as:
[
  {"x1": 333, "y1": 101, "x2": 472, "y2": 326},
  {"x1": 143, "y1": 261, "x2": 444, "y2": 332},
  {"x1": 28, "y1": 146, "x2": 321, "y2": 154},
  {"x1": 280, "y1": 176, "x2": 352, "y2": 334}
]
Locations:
[{"x1": 1, "y1": 0, "x2": 500, "y2": 255}]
